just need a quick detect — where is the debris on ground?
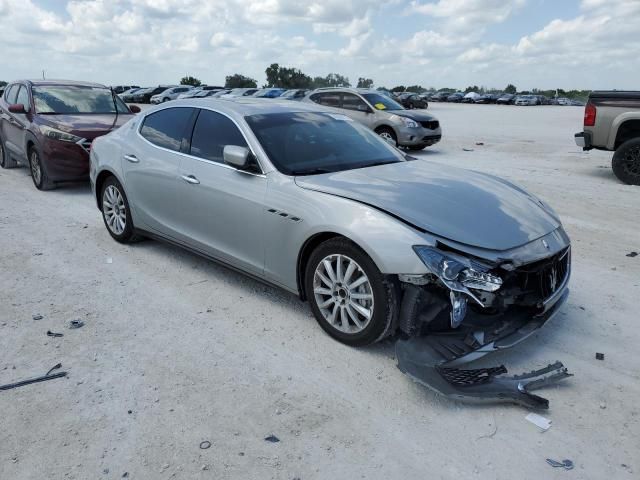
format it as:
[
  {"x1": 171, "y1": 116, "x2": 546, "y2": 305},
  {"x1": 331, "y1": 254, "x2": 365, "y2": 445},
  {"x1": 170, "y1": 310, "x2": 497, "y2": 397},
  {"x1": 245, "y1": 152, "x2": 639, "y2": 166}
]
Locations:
[
  {"x1": 46, "y1": 330, "x2": 63, "y2": 338},
  {"x1": 69, "y1": 320, "x2": 84, "y2": 329},
  {"x1": 475, "y1": 142, "x2": 485, "y2": 145},
  {"x1": 106, "y1": 257, "x2": 113, "y2": 264},
  {"x1": 546, "y1": 458, "x2": 574, "y2": 470},
  {"x1": 462, "y1": 148, "x2": 474, "y2": 152},
  {"x1": 199, "y1": 440, "x2": 212, "y2": 449},
  {"x1": 264, "y1": 435, "x2": 280, "y2": 443},
  {"x1": 525, "y1": 413, "x2": 552, "y2": 431},
  {"x1": 626, "y1": 251, "x2": 638, "y2": 258},
  {"x1": 0, "y1": 363, "x2": 67, "y2": 391},
  {"x1": 32, "y1": 314, "x2": 43, "y2": 320},
  {"x1": 596, "y1": 353, "x2": 605, "y2": 360}
]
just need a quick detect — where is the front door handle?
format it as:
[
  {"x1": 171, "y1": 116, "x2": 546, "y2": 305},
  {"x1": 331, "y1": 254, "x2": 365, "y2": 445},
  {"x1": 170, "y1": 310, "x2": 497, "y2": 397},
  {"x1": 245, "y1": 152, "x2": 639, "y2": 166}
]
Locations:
[
  {"x1": 124, "y1": 154, "x2": 139, "y2": 163},
  {"x1": 181, "y1": 174, "x2": 200, "y2": 185}
]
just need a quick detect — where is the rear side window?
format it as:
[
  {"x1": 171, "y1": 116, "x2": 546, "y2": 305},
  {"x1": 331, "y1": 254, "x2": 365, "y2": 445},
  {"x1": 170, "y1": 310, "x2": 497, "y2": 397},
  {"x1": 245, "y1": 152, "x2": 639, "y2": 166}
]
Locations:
[
  {"x1": 190, "y1": 109, "x2": 248, "y2": 164},
  {"x1": 314, "y1": 92, "x2": 341, "y2": 108},
  {"x1": 139, "y1": 107, "x2": 194, "y2": 151}
]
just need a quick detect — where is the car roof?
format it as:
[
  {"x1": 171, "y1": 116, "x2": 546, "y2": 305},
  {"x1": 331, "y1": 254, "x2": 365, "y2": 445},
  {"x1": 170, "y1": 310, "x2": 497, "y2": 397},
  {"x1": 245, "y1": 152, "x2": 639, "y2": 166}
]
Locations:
[
  {"x1": 156, "y1": 97, "x2": 329, "y2": 117},
  {"x1": 20, "y1": 79, "x2": 107, "y2": 88}
]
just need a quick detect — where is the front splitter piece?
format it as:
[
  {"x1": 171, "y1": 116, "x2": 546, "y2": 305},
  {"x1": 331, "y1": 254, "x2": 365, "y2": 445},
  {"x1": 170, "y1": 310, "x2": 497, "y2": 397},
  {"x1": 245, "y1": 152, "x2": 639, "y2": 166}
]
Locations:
[{"x1": 396, "y1": 336, "x2": 572, "y2": 409}]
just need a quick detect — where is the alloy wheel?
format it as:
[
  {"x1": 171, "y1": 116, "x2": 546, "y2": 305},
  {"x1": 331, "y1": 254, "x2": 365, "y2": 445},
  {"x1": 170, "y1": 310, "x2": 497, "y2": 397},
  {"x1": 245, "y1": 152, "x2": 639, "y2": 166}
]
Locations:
[
  {"x1": 103, "y1": 185, "x2": 127, "y2": 235},
  {"x1": 313, "y1": 254, "x2": 374, "y2": 334},
  {"x1": 378, "y1": 131, "x2": 395, "y2": 145},
  {"x1": 621, "y1": 145, "x2": 640, "y2": 176},
  {"x1": 30, "y1": 150, "x2": 41, "y2": 185}
]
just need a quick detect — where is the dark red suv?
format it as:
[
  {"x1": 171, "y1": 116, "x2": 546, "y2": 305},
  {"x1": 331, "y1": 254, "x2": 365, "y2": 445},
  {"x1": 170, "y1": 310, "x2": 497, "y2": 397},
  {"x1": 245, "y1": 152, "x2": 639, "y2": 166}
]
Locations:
[{"x1": 0, "y1": 79, "x2": 140, "y2": 190}]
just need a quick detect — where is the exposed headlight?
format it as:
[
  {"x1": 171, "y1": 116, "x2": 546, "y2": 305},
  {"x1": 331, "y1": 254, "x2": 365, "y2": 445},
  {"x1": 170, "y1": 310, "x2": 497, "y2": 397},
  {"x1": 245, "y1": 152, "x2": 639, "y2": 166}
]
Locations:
[
  {"x1": 40, "y1": 125, "x2": 82, "y2": 143},
  {"x1": 400, "y1": 116, "x2": 419, "y2": 128},
  {"x1": 413, "y1": 246, "x2": 502, "y2": 295}
]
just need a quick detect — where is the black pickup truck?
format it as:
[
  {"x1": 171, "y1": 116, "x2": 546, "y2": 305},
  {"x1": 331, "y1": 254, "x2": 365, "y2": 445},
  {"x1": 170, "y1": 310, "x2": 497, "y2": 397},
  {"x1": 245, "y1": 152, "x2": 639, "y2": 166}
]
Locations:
[{"x1": 575, "y1": 91, "x2": 640, "y2": 185}]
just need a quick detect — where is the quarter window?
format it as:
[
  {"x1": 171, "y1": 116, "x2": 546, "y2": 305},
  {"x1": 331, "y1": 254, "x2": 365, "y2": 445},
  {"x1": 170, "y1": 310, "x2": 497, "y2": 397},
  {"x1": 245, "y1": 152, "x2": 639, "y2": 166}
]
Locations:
[
  {"x1": 139, "y1": 107, "x2": 194, "y2": 151},
  {"x1": 189, "y1": 109, "x2": 248, "y2": 164}
]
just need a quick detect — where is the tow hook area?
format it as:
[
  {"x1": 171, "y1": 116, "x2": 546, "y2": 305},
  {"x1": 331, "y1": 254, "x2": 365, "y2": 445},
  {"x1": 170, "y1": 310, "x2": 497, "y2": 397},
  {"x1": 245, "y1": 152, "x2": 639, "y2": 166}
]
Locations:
[{"x1": 396, "y1": 336, "x2": 572, "y2": 409}]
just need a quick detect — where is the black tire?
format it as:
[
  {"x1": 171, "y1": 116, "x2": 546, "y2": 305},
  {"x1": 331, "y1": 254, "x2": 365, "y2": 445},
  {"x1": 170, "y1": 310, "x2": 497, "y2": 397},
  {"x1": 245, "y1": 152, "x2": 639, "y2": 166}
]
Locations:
[
  {"x1": 612, "y1": 138, "x2": 640, "y2": 186},
  {"x1": 0, "y1": 134, "x2": 17, "y2": 168},
  {"x1": 407, "y1": 144, "x2": 427, "y2": 151},
  {"x1": 375, "y1": 127, "x2": 397, "y2": 147},
  {"x1": 100, "y1": 176, "x2": 142, "y2": 243},
  {"x1": 28, "y1": 145, "x2": 55, "y2": 190},
  {"x1": 305, "y1": 238, "x2": 398, "y2": 347}
]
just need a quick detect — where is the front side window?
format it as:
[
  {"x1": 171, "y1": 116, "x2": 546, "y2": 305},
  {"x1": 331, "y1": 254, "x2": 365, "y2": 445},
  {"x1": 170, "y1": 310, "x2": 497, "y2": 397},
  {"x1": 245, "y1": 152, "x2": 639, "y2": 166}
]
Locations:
[
  {"x1": 33, "y1": 86, "x2": 129, "y2": 114},
  {"x1": 245, "y1": 112, "x2": 405, "y2": 176},
  {"x1": 139, "y1": 107, "x2": 194, "y2": 151},
  {"x1": 361, "y1": 93, "x2": 404, "y2": 111},
  {"x1": 15, "y1": 86, "x2": 31, "y2": 112},
  {"x1": 190, "y1": 109, "x2": 248, "y2": 163}
]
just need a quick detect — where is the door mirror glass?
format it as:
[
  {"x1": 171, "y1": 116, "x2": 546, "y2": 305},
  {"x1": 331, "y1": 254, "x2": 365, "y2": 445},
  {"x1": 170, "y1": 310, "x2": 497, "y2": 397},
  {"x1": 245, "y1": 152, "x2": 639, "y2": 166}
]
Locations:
[
  {"x1": 129, "y1": 105, "x2": 141, "y2": 113},
  {"x1": 8, "y1": 104, "x2": 26, "y2": 114}
]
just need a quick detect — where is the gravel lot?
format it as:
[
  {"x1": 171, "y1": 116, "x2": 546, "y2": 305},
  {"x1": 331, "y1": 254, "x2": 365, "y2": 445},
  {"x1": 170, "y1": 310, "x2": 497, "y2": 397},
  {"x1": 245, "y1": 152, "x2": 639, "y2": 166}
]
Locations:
[{"x1": 1, "y1": 103, "x2": 638, "y2": 479}]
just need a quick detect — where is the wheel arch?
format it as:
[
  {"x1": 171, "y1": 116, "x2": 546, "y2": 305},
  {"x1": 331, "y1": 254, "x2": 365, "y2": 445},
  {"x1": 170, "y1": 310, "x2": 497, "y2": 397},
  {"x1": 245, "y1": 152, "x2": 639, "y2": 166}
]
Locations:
[
  {"x1": 614, "y1": 119, "x2": 640, "y2": 150},
  {"x1": 94, "y1": 168, "x2": 123, "y2": 209},
  {"x1": 297, "y1": 231, "x2": 344, "y2": 300}
]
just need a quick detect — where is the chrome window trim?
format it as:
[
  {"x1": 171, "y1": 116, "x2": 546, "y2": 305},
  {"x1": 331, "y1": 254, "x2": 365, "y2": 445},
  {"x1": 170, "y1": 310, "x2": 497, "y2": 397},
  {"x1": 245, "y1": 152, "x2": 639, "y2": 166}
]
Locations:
[{"x1": 136, "y1": 105, "x2": 267, "y2": 178}]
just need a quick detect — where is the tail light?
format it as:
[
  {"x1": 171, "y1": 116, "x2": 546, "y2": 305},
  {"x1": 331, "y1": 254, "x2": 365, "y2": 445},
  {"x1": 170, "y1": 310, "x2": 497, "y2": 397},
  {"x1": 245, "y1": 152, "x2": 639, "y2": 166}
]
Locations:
[{"x1": 584, "y1": 102, "x2": 596, "y2": 127}]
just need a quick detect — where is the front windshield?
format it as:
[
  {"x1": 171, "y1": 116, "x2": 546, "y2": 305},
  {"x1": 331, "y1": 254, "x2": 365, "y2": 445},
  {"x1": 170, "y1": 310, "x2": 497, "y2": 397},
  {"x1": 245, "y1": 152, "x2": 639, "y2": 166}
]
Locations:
[
  {"x1": 33, "y1": 86, "x2": 130, "y2": 114},
  {"x1": 245, "y1": 111, "x2": 406, "y2": 176},
  {"x1": 361, "y1": 93, "x2": 404, "y2": 111}
]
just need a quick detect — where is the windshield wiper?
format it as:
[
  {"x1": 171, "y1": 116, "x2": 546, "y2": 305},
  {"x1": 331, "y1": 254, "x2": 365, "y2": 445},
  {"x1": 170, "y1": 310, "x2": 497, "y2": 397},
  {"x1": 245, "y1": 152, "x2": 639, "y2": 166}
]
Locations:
[{"x1": 290, "y1": 168, "x2": 333, "y2": 176}]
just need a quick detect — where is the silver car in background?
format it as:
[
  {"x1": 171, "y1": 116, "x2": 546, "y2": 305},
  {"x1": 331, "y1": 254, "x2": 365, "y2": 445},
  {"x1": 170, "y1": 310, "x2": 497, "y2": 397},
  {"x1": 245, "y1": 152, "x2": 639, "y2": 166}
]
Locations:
[
  {"x1": 89, "y1": 99, "x2": 571, "y2": 404},
  {"x1": 303, "y1": 88, "x2": 441, "y2": 151},
  {"x1": 150, "y1": 86, "x2": 194, "y2": 104}
]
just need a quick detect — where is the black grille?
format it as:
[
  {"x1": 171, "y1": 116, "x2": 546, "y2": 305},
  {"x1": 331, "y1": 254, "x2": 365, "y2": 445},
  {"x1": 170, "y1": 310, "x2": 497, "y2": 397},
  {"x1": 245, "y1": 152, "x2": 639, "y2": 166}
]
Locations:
[
  {"x1": 437, "y1": 365, "x2": 507, "y2": 387},
  {"x1": 420, "y1": 120, "x2": 439, "y2": 130},
  {"x1": 514, "y1": 248, "x2": 570, "y2": 301}
]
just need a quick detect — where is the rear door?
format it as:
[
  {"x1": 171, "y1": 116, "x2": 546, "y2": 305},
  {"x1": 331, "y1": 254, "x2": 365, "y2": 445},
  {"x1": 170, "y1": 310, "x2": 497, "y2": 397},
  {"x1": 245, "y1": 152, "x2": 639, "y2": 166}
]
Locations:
[
  {"x1": 175, "y1": 108, "x2": 267, "y2": 276},
  {"x1": 122, "y1": 106, "x2": 196, "y2": 237}
]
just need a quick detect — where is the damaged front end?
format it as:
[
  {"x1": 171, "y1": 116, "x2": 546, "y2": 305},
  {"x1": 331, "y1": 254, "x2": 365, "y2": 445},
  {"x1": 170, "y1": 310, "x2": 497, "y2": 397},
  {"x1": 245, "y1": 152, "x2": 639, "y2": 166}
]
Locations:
[{"x1": 395, "y1": 238, "x2": 572, "y2": 408}]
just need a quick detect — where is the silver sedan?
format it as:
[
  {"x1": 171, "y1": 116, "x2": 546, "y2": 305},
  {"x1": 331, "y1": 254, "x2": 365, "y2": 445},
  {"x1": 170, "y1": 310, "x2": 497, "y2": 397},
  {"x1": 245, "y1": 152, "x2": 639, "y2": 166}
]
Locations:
[{"x1": 90, "y1": 99, "x2": 570, "y2": 360}]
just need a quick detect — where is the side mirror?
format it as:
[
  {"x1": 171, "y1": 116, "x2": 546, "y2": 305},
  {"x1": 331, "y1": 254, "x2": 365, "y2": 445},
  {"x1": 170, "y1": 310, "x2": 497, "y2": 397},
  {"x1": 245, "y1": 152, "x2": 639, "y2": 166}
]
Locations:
[
  {"x1": 223, "y1": 145, "x2": 260, "y2": 173},
  {"x1": 9, "y1": 104, "x2": 26, "y2": 114},
  {"x1": 128, "y1": 105, "x2": 141, "y2": 113}
]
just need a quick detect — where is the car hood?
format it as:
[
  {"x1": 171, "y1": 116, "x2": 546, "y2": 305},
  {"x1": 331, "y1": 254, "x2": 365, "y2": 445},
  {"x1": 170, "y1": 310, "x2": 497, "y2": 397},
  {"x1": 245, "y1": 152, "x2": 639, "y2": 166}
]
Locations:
[
  {"x1": 40, "y1": 114, "x2": 133, "y2": 139},
  {"x1": 393, "y1": 110, "x2": 437, "y2": 122},
  {"x1": 294, "y1": 160, "x2": 561, "y2": 251}
]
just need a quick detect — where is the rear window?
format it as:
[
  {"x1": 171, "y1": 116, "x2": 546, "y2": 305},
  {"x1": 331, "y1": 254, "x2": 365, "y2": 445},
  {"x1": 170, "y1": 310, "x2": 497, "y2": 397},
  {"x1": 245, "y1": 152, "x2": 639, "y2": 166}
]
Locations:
[{"x1": 139, "y1": 107, "x2": 194, "y2": 152}]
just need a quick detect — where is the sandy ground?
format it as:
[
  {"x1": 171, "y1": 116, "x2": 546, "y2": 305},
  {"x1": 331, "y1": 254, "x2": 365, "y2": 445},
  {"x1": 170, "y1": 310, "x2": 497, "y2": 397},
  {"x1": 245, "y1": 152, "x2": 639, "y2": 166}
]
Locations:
[{"x1": 1, "y1": 103, "x2": 638, "y2": 480}]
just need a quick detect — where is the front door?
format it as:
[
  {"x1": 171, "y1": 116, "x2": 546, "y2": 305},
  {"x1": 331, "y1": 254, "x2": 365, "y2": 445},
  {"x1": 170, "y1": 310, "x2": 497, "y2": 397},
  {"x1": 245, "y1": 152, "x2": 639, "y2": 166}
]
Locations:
[{"x1": 176, "y1": 108, "x2": 267, "y2": 276}]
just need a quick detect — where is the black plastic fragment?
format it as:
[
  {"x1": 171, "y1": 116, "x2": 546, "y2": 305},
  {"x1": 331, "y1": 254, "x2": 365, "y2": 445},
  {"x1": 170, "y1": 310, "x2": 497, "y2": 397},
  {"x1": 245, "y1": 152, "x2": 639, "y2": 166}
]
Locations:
[
  {"x1": 264, "y1": 435, "x2": 280, "y2": 443},
  {"x1": 199, "y1": 441, "x2": 212, "y2": 449},
  {"x1": 396, "y1": 336, "x2": 572, "y2": 409},
  {"x1": 47, "y1": 330, "x2": 63, "y2": 337},
  {"x1": 0, "y1": 364, "x2": 67, "y2": 391},
  {"x1": 69, "y1": 320, "x2": 84, "y2": 329},
  {"x1": 595, "y1": 352, "x2": 605, "y2": 360}
]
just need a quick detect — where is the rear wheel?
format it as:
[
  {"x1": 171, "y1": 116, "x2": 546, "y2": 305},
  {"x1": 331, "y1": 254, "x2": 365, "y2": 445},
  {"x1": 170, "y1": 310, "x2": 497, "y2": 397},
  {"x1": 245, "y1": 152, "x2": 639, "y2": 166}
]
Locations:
[
  {"x1": 28, "y1": 146, "x2": 54, "y2": 190},
  {"x1": 0, "y1": 135, "x2": 17, "y2": 168},
  {"x1": 305, "y1": 238, "x2": 397, "y2": 347},
  {"x1": 376, "y1": 127, "x2": 397, "y2": 147},
  {"x1": 100, "y1": 176, "x2": 141, "y2": 243},
  {"x1": 612, "y1": 138, "x2": 640, "y2": 185}
]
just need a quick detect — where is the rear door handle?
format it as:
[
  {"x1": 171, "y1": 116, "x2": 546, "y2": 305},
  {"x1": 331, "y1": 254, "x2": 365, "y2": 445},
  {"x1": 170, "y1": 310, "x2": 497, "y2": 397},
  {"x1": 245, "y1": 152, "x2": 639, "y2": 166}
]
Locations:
[
  {"x1": 124, "y1": 154, "x2": 139, "y2": 163},
  {"x1": 181, "y1": 174, "x2": 200, "y2": 185}
]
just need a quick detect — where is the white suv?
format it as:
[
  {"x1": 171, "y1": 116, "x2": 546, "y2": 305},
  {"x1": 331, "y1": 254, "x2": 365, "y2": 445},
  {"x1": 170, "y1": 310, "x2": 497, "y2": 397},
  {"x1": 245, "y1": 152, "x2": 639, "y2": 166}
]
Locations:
[{"x1": 150, "y1": 86, "x2": 194, "y2": 104}]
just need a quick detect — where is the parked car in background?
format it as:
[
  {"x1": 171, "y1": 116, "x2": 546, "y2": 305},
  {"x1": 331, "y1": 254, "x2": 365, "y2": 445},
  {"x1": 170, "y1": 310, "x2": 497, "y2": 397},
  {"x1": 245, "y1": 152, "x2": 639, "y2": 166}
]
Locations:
[
  {"x1": 252, "y1": 88, "x2": 286, "y2": 98},
  {"x1": 280, "y1": 89, "x2": 310, "y2": 101},
  {"x1": 429, "y1": 92, "x2": 449, "y2": 102},
  {"x1": 150, "y1": 86, "x2": 194, "y2": 104},
  {"x1": 119, "y1": 88, "x2": 145, "y2": 103},
  {"x1": 133, "y1": 86, "x2": 175, "y2": 104},
  {"x1": 111, "y1": 85, "x2": 140, "y2": 94},
  {"x1": 396, "y1": 92, "x2": 428, "y2": 109},
  {"x1": 304, "y1": 88, "x2": 441, "y2": 150},
  {"x1": 221, "y1": 88, "x2": 259, "y2": 98},
  {"x1": 89, "y1": 98, "x2": 571, "y2": 402},
  {"x1": 515, "y1": 95, "x2": 538, "y2": 106},
  {"x1": 462, "y1": 92, "x2": 481, "y2": 103},
  {"x1": 0, "y1": 79, "x2": 139, "y2": 190},
  {"x1": 446, "y1": 92, "x2": 464, "y2": 103},
  {"x1": 534, "y1": 95, "x2": 551, "y2": 105},
  {"x1": 474, "y1": 93, "x2": 501, "y2": 104},
  {"x1": 575, "y1": 90, "x2": 640, "y2": 185},
  {"x1": 496, "y1": 93, "x2": 516, "y2": 105},
  {"x1": 178, "y1": 88, "x2": 224, "y2": 99}
]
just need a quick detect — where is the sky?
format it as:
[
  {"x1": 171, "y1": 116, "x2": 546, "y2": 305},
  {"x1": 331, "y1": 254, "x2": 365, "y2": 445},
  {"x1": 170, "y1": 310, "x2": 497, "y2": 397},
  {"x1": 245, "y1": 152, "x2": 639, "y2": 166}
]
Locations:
[{"x1": 0, "y1": 0, "x2": 638, "y2": 90}]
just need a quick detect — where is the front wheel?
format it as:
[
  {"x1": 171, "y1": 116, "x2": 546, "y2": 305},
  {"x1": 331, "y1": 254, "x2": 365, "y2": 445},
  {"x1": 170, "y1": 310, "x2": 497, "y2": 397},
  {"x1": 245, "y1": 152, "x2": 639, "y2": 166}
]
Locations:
[
  {"x1": 376, "y1": 127, "x2": 397, "y2": 147},
  {"x1": 612, "y1": 138, "x2": 640, "y2": 185},
  {"x1": 100, "y1": 176, "x2": 141, "y2": 243},
  {"x1": 28, "y1": 146, "x2": 54, "y2": 190},
  {"x1": 305, "y1": 238, "x2": 397, "y2": 347}
]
